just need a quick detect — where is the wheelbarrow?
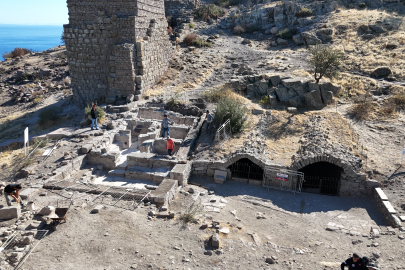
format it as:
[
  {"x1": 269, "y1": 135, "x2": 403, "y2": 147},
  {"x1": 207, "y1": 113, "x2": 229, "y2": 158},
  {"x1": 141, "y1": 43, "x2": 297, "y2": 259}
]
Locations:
[{"x1": 50, "y1": 199, "x2": 73, "y2": 230}]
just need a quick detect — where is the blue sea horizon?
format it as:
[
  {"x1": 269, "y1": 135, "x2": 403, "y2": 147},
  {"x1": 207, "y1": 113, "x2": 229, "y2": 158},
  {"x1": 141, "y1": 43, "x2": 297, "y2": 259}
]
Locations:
[{"x1": 0, "y1": 24, "x2": 64, "y2": 61}]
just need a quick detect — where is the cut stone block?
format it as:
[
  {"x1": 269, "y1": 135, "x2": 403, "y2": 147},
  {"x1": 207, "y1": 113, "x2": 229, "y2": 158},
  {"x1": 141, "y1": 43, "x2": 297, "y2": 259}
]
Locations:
[
  {"x1": 0, "y1": 206, "x2": 20, "y2": 219},
  {"x1": 108, "y1": 169, "x2": 126, "y2": 176},
  {"x1": 38, "y1": 206, "x2": 55, "y2": 216},
  {"x1": 19, "y1": 188, "x2": 38, "y2": 199},
  {"x1": 375, "y1": 187, "x2": 388, "y2": 201},
  {"x1": 383, "y1": 201, "x2": 396, "y2": 214}
]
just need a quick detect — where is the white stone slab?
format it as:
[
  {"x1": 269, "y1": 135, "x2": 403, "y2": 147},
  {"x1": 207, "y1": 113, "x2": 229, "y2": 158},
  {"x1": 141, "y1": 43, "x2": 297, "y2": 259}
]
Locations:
[
  {"x1": 382, "y1": 200, "x2": 396, "y2": 214},
  {"x1": 375, "y1": 187, "x2": 388, "y2": 201}
]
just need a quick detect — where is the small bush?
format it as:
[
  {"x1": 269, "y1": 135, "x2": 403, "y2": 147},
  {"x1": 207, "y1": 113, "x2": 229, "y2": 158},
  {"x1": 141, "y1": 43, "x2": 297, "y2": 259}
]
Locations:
[
  {"x1": 358, "y1": 3, "x2": 366, "y2": 8},
  {"x1": 84, "y1": 104, "x2": 105, "y2": 122},
  {"x1": 276, "y1": 28, "x2": 295, "y2": 39},
  {"x1": 189, "y1": 23, "x2": 195, "y2": 28},
  {"x1": 215, "y1": 0, "x2": 243, "y2": 7},
  {"x1": 203, "y1": 87, "x2": 228, "y2": 103},
  {"x1": 259, "y1": 95, "x2": 270, "y2": 105},
  {"x1": 183, "y1": 33, "x2": 197, "y2": 46},
  {"x1": 233, "y1": 25, "x2": 245, "y2": 35},
  {"x1": 192, "y1": 38, "x2": 212, "y2": 48},
  {"x1": 195, "y1": 4, "x2": 225, "y2": 20},
  {"x1": 38, "y1": 107, "x2": 62, "y2": 126},
  {"x1": 181, "y1": 201, "x2": 203, "y2": 223},
  {"x1": 215, "y1": 96, "x2": 248, "y2": 133},
  {"x1": 380, "y1": 101, "x2": 396, "y2": 115},
  {"x1": 348, "y1": 100, "x2": 373, "y2": 120},
  {"x1": 2, "y1": 48, "x2": 31, "y2": 59},
  {"x1": 295, "y1": 8, "x2": 313, "y2": 18},
  {"x1": 390, "y1": 92, "x2": 405, "y2": 110}
]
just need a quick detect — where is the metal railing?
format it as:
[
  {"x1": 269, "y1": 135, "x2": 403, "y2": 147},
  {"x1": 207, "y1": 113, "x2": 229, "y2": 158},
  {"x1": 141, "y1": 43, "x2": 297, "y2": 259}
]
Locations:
[
  {"x1": 0, "y1": 230, "x2": 48, "y2": 270},
  {"x1": 263, "y1": 166, "x2": 304, "y2": 194},
  {"x1": 215, "y1": 119, "x2": 232, "y2": 148}
]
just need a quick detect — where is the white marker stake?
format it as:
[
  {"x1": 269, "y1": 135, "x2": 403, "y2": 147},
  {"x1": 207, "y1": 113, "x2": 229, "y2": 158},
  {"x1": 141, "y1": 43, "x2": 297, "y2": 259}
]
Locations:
[{"x1": 24, "y1": 127, "x2": 29, "y2": 156}]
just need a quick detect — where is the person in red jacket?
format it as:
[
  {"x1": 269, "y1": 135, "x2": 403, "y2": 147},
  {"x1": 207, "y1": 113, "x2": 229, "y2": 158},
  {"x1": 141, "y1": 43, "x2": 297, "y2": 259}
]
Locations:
[{"x1": 166, "y1": 136, "x2": 174, "y2": 156}]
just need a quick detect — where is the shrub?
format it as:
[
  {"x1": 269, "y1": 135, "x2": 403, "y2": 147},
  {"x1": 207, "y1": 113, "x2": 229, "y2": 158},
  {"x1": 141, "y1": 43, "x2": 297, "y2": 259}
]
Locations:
[
  {"x1": 215, "y1": 0, "x2": 243, "y2": 7},
  {"x1": 348, "y1": 99, "x2": 373, "y2": 120},
  {"x1": 233, "y1": 25, "x2": 245, "y2": 35},
  {"x1": 38, "y1": 107, "x2": 62, "y2": 126},
  {"x1": 84, "y1": 104, "x2": 105, "y2": 122},
  {"x1": 295, "y1": 8, "x2": 313, "y2": 18},
  {"x1": 308, "y1": 45, "x2": 345, "y2": 83},
  {"x1": 195, "y1": 4, "x2": 225, "y2": 20},
  {"x1": 2, "y1": 48, "x2": 31, "y2": 59},
  {"x1": 358, "y1": 3, "x2": 366, "y2": 8},
  {"x1": 192, "y1": 38, "x2": 212, "y2": 48},
  {"x1": 183, "y1": 33, "x2": 197, "y2": 46},
  {"x1": 259, "y1": 95, "x2": 270, "y2": 105},
  {"x1": 380, "y1": 101, "x2": 396, "y2": 115},
  {"x1": 276, "y1": 28, "x2": 295, "y2": 39},
  {"x1": 390, "y1": 92, "x2": 405, "y2": 110},
  {"x1": 167, "y1": 26, "x2": 173, "y2": 35},
  {"x1": 189, "y1": 23, "x2": 195, "y2": 28},
  {"x1": 203, "y1": 87, "x2": 229, "y2": 103},
  {"x1": 215, "y1": 96, "x2": 248, "y2": 133},
  {"x1": 181, "y1": 201, "x2": 203, "y2": 223}
]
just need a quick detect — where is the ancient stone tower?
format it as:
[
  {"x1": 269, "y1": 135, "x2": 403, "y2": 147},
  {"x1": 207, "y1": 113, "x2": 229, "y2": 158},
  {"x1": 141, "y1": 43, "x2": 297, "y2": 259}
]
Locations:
[{"x1": 63, "y1": 0, "x2": 175, "y2": 104}]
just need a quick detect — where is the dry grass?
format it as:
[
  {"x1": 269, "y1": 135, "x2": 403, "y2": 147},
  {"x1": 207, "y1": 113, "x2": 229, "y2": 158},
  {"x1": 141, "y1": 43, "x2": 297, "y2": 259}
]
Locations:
[
  {"x1": 348, "y1": 100, "x2": 375, "y2": 120},
  {"x1": 330, "y1": 9, "x2": 405, "y2": 79},
  {"x1": 334, "y1": 73, "x2": 378, "y2": 97}
]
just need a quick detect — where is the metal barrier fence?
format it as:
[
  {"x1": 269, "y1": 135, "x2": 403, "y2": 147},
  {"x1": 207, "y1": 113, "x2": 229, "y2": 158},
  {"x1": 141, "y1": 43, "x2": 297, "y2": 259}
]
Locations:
[
  {"x1": 0, "y1": 230, "x2": 48, "y2": 270},
  {"x1": 215, "y1": 119, "x2": 232, "y2": 148},
  {"x1": 92, "y1": 187, "x2": 151, "y2": 211},
  {"x1": 263, "y1": 166, "x2": 304, "y2": 194}
]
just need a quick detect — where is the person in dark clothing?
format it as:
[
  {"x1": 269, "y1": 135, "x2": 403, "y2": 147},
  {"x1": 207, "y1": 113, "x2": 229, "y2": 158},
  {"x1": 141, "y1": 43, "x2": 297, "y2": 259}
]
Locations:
[
  {"x1": 4, "y1": 184, "x2": 25, "y2": 207},
  {"x1": 341, "y1": 253, "x2": 364, "y2": 270},
  {"x1": 90, "y1": 104, "x2": 98, "y2": 130},
  {"x1": 205, "y1": 110, "x2": 214, "y2": 132}
]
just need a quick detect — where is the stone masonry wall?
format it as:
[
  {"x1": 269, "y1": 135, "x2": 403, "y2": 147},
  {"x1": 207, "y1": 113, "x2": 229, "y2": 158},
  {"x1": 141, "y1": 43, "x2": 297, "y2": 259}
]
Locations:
[
  {"x1": 64, "y1": 0, "x2": 174, "y2": 104},
  {"x1": 165, "y1": 0, "x2": 200, "y2": 20}
]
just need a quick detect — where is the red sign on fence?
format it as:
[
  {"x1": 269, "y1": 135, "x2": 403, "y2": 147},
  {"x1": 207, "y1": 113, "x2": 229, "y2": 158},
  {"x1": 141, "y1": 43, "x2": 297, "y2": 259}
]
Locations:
[{"x1": 276, "y1": 173, "x2": 288, "y2": 181}]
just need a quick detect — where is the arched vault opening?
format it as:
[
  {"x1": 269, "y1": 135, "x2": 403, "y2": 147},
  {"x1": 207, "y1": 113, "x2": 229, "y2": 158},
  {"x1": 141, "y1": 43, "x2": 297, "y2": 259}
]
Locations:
[{"x1": 299, "y1": 162, "x2": 343, "y2": 196}]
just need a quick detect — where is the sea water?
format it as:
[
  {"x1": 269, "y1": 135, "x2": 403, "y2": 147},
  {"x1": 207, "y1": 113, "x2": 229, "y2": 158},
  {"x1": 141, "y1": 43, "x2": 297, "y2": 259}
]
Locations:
[{"x1": 0, "y1": 24, "x2": 63, "y2": 61}]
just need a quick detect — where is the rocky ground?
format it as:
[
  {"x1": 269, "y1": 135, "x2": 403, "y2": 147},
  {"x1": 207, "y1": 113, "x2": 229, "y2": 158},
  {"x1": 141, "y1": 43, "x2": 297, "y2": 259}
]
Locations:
[{"x1": 1, "y1": 0, "x2": 405, "y2": 269}]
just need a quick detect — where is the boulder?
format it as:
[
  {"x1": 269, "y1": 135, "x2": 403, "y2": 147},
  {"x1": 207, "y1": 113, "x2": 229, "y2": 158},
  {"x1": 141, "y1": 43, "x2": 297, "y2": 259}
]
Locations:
[
  {"x1": 270, "y1": 27, "x2": 279, "y2": 34},
  {"x1": 254, "y1": 80, "x2": 269, "y2": 95},
  {"x1": 316, "y1": 28, "x2": 334, "y2": 41},
  {"x1": 39, "y1": 69, "x2": 52, "y2": 78},
  {"x1": 321, "y1": 90, "x2": 334, "y2": 104},
  {"x1": 319, "y1": 82, "x2": 341, "y2": 96},
  {"x1": 252, "y1": 109, "x2": 264, "y2": 115},
  {"x1": 246, "y1": 84, "x2": 255, "y2": 97},
  {"x1": 304, "y1": 90, "x2": 323, "y2": 108},
  {"x1": 275, "y1": 87, "x2": 289, "y2": 102},
  {"x1": 270, "y1": 75, "x2": 281, "y2": 86},
  {"x1": 308, "y1": 82, "x2": 320, "y2": 92},
  {"x1": 369, "y1": 24, "x2": 385, "y2": 33},
  {"x1": 282, "y1": 78, "x2": 304, "y2": 95},
  {"x1": 277, "y1": 38, "x2": 288, "y2": 45},
  {"x1": 242, "y1": 39, "x2": 252, "y2": 45},
  {"x1": 288, "y1": 96, "x2": 303, "y2": 107},
  {"x1": 371, "y1": 67, "x2": 392, "y2": 77},
  {"x1": 301, "y1": 32, "x2": 322, "y2": 45},
  {"x1": 287, "y1": 88, "x2": 298, "y2": 99},
  {"x1": 211, "y1": 233, "x2": 220, "y2": 248},
  {"x1": 292, "y1": 34, "x2": 304, "y2": 45}
]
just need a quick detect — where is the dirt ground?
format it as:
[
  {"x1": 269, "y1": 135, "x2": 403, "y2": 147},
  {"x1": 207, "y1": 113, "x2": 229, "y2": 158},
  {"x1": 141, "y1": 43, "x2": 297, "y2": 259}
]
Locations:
[{"x1": 1, "y1": 175, "x2": 400, "y2": 270}]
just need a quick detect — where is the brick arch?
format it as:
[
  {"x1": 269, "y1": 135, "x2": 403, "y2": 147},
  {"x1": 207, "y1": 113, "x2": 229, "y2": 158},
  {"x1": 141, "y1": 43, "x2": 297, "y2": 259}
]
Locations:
[
  {"x1": 290, "y1": 154, "x2": 356, "y2": 176},
  {"x1": 223, "y1": 153, "x2": 267, "y2": 169}
]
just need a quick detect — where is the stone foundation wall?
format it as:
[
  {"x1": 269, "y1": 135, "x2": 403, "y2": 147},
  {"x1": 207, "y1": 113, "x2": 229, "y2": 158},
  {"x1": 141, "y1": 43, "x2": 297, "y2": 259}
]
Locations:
[
  {"x1": 374, "y1": 187, "x2": 402, "y2": 227},
  {"x1": 64, "y1": 0, "x2": 174, "y2": 104},
  {"x1": 138, "y1": 107, "x2": 197, "y2": 125}
]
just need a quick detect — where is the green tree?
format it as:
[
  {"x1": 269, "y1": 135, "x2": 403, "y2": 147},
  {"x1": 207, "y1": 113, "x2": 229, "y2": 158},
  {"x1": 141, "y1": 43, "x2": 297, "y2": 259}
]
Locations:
[{"x1": 308, "y1": 45, "x2": 344, "y2": 83}]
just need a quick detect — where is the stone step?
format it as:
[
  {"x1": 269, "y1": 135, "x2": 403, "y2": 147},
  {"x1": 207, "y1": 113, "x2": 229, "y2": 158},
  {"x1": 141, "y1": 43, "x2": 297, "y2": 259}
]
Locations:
[
  {"x1": 125, "y1": 166, "x2": 171, "y2": 184},
  {"x1": 108, "y1": 169, "x2": 126, "y2": 176}
]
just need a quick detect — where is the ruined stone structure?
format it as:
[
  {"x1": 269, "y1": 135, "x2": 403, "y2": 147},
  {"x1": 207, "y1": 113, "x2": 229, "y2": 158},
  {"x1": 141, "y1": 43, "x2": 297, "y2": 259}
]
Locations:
[
  {"x1": 64, "y1": 0, "x2": 175, "y2": 104},
  {"x1": 164, "y1": 0, "x2": 200, "y2": 21}
]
